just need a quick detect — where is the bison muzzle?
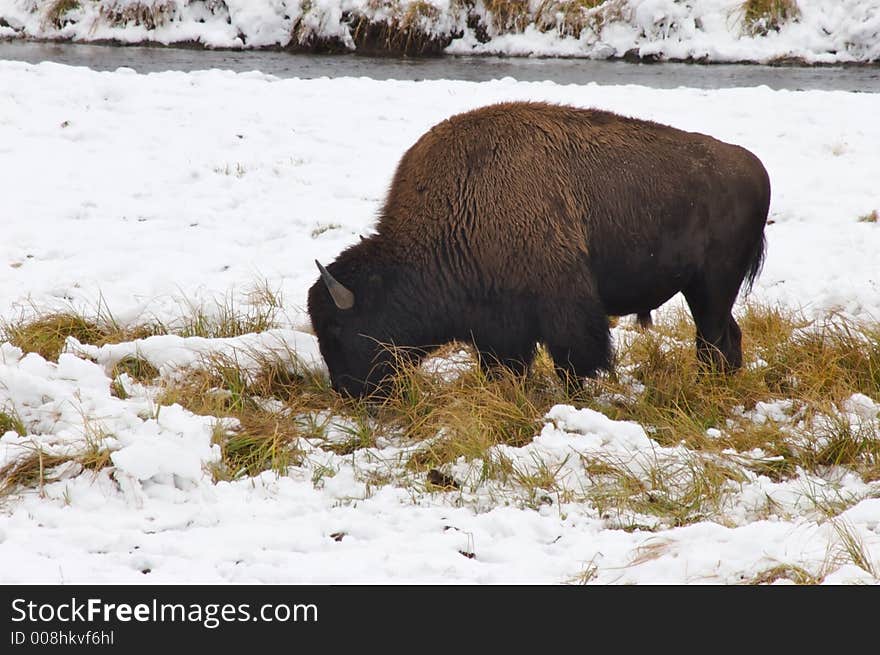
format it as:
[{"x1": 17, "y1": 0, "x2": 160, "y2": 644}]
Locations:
[{"x1": 308, "y1": 101, "x2": 770, "y2": 397}]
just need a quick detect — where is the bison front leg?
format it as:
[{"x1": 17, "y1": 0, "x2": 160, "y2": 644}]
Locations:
[
  {"x1": 539, "y1": 298, "x2": 612, "y2": 386},
  {"x1": 475, "y1": 347, "x2": 534, "y2": 379}
]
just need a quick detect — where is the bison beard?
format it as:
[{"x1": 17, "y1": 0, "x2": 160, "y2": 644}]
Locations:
[{"x1": 308, "y1": 101, "x2": 770, "y2": 398}]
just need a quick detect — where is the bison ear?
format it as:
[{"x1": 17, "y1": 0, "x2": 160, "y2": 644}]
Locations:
[{"x1": 315, "y1": 260, "x2": 355, "y2": 310}]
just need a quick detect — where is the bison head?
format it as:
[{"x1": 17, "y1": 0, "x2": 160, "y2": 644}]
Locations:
[{"x1": 307, "y1": 257, "x2": 410, "y2": 398}]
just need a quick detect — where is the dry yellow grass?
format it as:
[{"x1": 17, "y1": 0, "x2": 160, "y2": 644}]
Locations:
[
  {"x1": 0, "y1": 432, "x2": 113, "y2": 499},
  {"x1": 745, "y1": 564, "x2": 822, "y2": 585},
  {"x1": 535, "y1": 0, "x2": 627, "y2": 38},
  {"x1": 0, "y1": 409, "x2": 27, "y2": 438},
  {"x1": 43, "y1": 0, "x2": 80, "y2": 29},
  {"x1": 3, "y1": 300, "x2": 879, "y2": 528},
  {"x1": 598, "y1": 308, "x2": 879, "y2": 492},
  {"x1": 2, "y1": 312, "x2": 163, "y2": 362},
  {"x1": 483, "y1": 0, "x2": 531, "y2": 34},
  {"x1": 740, "y1": 0, "x2": 800, "y2": 36},
  {"x1": 156, "y1": 348, "x2": 334, "y2": 480},
  {"x1": 99, "y1": 0, "x2": 176, "y2": 30},
  {"x1": 2, "y1": 284, "x2": 284, "y2": 362},
  {"x1": 349, "y1": 1, "x2": 452, "y2": 56}
]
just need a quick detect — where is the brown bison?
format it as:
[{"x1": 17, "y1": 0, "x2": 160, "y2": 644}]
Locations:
[{"x1": 308, "y1": 101, "x2": 770, "y2": 397}]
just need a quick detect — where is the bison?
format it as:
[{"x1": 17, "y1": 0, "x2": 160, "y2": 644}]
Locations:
[{"x1": 308, "y1": 101, "x2": 770, "y2": 397}]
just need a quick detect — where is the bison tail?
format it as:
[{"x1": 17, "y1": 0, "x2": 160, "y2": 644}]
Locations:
[{"x1": 743, "y1": 232, "x2": 766, "y2": 295}]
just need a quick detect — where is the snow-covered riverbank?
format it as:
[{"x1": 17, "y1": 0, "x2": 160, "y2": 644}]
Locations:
[{"x1": 2, "y1": 1, "x2": 879, "y2": 64}]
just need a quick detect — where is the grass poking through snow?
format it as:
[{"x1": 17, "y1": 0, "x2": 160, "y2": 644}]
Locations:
[
  {"x1": 740, "y1": 0, "x2": 800, "y2": 36},
  {"x1": 2, "y1": 309, "x2": 162, "y2": 362},
  {"x1": 2, "y1": 299, "x2": 879, "y2": 539},
  {"x1": 0, "y1": 419, "x2": 114, "y2": 500},
  {"x1": 43, "y1": 0, "x2": 80, "y2": 29},
  {"x1": 156, "y1": 346, "x2": 334, "y2": 481},
  {"x1": 1, "y1": 283, "x2": 285, "y2": 362}
]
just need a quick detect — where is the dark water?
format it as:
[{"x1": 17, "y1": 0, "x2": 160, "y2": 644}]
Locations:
[{"x1": 2, "y1": 40, "x2": 879, "y2": 92}]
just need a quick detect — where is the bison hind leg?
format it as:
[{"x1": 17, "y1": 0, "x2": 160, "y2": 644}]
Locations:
[
  {"x1": 684, "y1": 279, "x2": 744, "y2": 374},
  {"x1": 704, "y1": 314, "x2": 743, "y2": 372},
  {"x1": 693, "y1": 319, "x2": 742, "y2": 373}
]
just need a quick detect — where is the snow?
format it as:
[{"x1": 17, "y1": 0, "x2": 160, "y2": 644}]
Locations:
[
  {"x1": 67, "y1": 329, "x2": 326, "y2": 381},
  {"x1": 0, "y1": 59, "x2": 879, "y2": 584},
  {"x1": 1, "y1": 0, "x2": 879, "y2": 63}
]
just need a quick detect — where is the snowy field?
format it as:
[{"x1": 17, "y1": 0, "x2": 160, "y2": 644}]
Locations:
[
  {"x1": 1, "y1": 0, "x2": 879, "y2": 64},
  {"x1": 1, "y1": 59, "x2": 879, "y2": 584}
]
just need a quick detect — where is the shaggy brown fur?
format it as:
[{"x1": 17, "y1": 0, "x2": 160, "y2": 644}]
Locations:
[{"x1": 309, "y1": 102, "x2": 770, "y2": 397}]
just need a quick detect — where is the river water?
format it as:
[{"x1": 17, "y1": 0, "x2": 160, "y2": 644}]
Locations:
[{"x1": 2, "y1": 40, "x2": 879, "y2": 92}]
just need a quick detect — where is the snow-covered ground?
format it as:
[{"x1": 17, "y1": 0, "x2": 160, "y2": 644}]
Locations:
[
  {"x1": 1, "y1": 0, "x2": 879, "y2": 64},
  {"x1": 0, "y1": 59, "x2": 879, "y2": 584}
]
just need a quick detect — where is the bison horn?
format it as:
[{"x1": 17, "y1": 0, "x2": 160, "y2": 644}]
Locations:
[{"x1": 315, "y1": 260, "x2": 355, "y2": 310}]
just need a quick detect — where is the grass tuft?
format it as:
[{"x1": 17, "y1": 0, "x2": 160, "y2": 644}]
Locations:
[
  {"x1": 483, "y1": 0, "x2": 531, "y2": 34},
  {"x1": 99, "y1": 0, "x2": 176, "y2": 30},
  {"x1": 535, "y1": 0, "x2": 627, "y2": 38},
  {"x1": 389, "y1": 354, "x2": 550, "y2": 471},
  {"x1": 585, "y1": 304, "x2": 880, "y2": 484},
  {"x1": 112, "y1": 355, "x2": 160, "y2": 383},
  {"x1": 2, "y1": 283, "x2": 285, "y2": 362},
  {"x1": 0, "y1": 449, "x2": 68, "y2": 498},
  {"x1": 581, "y1": 450, "x2": 744, "y2": 528},
  {"x1": 0, "y1": 408, "x2": 27, "y2": 437},
  {"x1": 175, "y1": 283, "x2": 284, "y2": 339},
  {"x1": 2, "y1": 310, "x2": 163, "y2": 362},
  {"x1": 209, "y1": 416, "x2": 307, "y2": 481},
  {"x1": 745, "y1": 563, "x2": 822, "y2": 585},
  {"x1": 43, "y1": 0, "x2": 80, "y2": 29},
  {"x1": 157, "y1": 348, "x2": 331, "y2": 481},
  {"x1": 831, "y1": 520, "x2": 877, "y2": 577},
  {"x1": 740, "y1": 0, "x2": 800, "y2": 36},
  {"x1": 0, "y1": 436, "x2": 113, "y2": 500},
  {"x1": 348, "y1": 0, "x2": 453, "y2": 56}
]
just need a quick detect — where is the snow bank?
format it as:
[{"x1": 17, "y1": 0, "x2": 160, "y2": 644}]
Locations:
[{"x1": 1, "y1": 0, "x2": 879, "y2": 63}]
